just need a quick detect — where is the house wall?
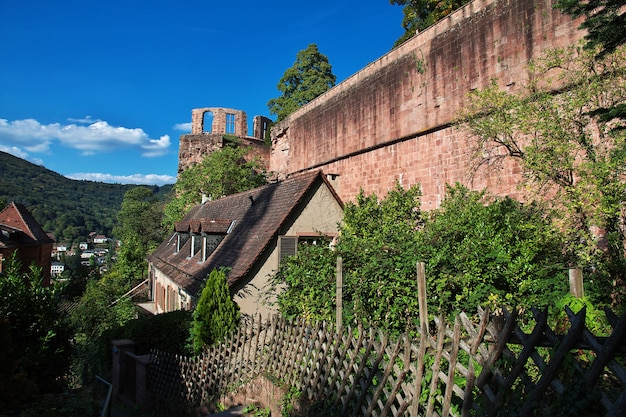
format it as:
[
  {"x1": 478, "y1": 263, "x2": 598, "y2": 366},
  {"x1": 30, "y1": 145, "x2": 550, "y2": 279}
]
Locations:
[
  {"x1": 269, "y1": 0, "x2": 583, "y2": 206},
  {"x1": 150, "y1": 265, "x2": 192, "y2": 314},
  {"x1": 0, "y1": 244, "x2": 53, "y2": 286},
  {"x1": 235, "y1": 182, "x2": 343, "y2": 318}
]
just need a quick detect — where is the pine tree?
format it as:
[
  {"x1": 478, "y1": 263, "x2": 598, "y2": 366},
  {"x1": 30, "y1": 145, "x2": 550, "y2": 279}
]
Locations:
[
  {"x1": 190, "y1": 269, "x2": 240, "y2": 354},
  {"x1": 267, "y1": 44, "x2": 336, "y2": 121}
]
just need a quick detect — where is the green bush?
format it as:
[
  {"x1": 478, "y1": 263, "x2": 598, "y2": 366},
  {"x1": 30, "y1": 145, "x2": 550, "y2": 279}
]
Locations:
[
  {"x1": 121, "y1": 309, "x2": 192, "y2": 355},
  {"x1": 190, "y1": 269, "x2": 240, "y2": 354},
  {"x1": 0, "y1": 253, "x2": 71, "y2": 406},
  {"x1": 271, "y1": 182, "x2": 578, "y2": 334},
  {"x1": 417, "y1": 184, "x2": 569, "y2": 314}
]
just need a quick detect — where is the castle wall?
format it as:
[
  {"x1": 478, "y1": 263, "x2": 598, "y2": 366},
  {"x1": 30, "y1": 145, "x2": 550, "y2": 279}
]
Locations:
[
  {"x1": 191, "y1": 108, "x2": 247, "y2": 135},
  {"x1": 179, "y1": 108, "x2": 270, "y2": 174},
  {"x1": 178, "y1": 134, "x2": 270, "y2": 174},
  {"x1": 270, "y1": 0, "x2": 584, "y2": 206}
]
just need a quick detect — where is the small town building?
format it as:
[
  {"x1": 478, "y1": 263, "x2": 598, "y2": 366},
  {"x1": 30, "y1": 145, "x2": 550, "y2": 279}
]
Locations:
[
  {"x1": 0, "y1": 202, "x2": 55, "y2": 285},
  {"x1": 51, "y1": 261, "x2": 65, "y2": 276},
  {"x1": 146, "y1": 170, "x2": 344, "y2": 317}
]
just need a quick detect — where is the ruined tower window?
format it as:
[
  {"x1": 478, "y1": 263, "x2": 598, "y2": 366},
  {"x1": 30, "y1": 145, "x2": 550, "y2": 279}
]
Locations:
[
  {"x1": 203, "y1": 111, "x2": 214, "y2": 133},
  {"x1": 225, "y1": 113, "x2": 236, "y2": 134}
]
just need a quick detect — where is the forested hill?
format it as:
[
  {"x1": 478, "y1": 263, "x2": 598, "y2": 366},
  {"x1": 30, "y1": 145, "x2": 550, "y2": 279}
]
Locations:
[{"x1": 0, "y1": 151, "x2": 174, "y2": 243}]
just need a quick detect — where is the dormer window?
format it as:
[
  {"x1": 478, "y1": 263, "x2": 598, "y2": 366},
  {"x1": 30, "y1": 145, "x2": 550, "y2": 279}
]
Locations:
[
  {"x1": 190, "y1": 234, "x2": 202, "y2": 258},
  {"x1": 174, "y1": 219, "x2": 234, "y2": 261},
  {"x1": 176, "y1": 233, "x2": 189, "y2": 252},
  {"x1": 174, "y1": 222, "x2": 191, "y2": 253}
]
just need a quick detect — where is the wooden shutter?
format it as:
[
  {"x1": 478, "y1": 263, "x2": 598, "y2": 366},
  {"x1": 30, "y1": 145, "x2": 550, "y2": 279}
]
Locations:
[{"x1": 278, "y1": 236, "x2": 298, "y2": 265}]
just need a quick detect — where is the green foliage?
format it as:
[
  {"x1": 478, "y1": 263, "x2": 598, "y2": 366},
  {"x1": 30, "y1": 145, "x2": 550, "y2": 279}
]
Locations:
[
  {"x1": 114, "y1": 186, "x2": 166, "y2": 245},
  {"x1": 164, "y1": 146, "x2": 267, "y2": 229},
  {"x1": 340, "y1": 183, "x2": 423, "y2": 335},
  {"x1": 458, "y1": 45, "x2": 626, "y2": 306},
  {"x1": 190, "y1": 269, "x2": 240, "y2": 354},
  {"x1": 556, "y1": 0, "x2": 626, "y2": 57},
  {"x1": 551, "y1": 294, "x2": 610, "y2": 335},
  {"x1": 272, "y1": 182, "x2": 577, "y2": 334},
  {"x1": 117, "y1": 310, "x2": 193, "y2": 355},
  {"x1": 69, "y1": 271, "x2": 138, "y2": 384},
  {"x1": 273, "y1": 241, "x2": 337, "y2": 322},
  {"x1": 273, "y1": 183, "x2": 423, "y2": 336},
  {"x1": 390, "y1": 0, "x2": 470, "y2": 47},
  {"x1": 114, "y1": 186, "x2": 167, "y2": 281},
  {"x1": 267, "y1": 44, "x2": 336, "y2": 121},
  {"x1": 69, "y1": 274, "x2": 192, "y2": 385},
  {"x1": 0, "y1": 150, "x2": 173, "y2": 243},
  {"x1": 0, "y1": 253, "x2": 71, "y2": 406},
  {"x1": 417, "y1": 184, "x2": 568, "y2": 313}
]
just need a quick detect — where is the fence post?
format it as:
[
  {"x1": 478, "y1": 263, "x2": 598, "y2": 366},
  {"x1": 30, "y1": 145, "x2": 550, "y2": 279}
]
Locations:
[
  {"x1": 417, "y1": 261, "x2": 429, "y2": 334},
  {"x1": 337, "y1": 256, "x2": 343, "y2": 330},
  {"x1": 569, "y1": 267, "x2": 584, "y2": 298},
  {"x1": 135, "y1": 354, "x2": 152, "y2": 410},
  {"x1": 111, "y1": 339, "x2": 135, "y2": 400}
]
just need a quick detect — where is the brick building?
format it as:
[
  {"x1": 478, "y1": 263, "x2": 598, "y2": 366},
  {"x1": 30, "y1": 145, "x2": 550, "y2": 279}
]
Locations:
[{"x1": 0, "y1": 202, "x2": 54, "y2": 286}]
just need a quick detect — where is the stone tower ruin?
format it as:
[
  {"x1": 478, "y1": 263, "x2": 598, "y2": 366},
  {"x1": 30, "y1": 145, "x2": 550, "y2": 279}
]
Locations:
[{"x1": 178, "y1": 107, "x2": 271, "y2": 174}]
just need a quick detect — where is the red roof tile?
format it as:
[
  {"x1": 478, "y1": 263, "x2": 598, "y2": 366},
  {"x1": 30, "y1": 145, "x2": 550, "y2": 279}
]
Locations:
[{"x1": 0, "y1": 202, "x2": 55, "y2": 248}]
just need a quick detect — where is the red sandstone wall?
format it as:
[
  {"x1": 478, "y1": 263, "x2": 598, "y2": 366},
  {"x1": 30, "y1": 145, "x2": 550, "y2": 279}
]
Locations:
[
  {"x1": 270, "y1": 0, "x2": 584, "y2": 206},
  {"x1": 178, "y1": 133, "x2": 270, "y2": 174}
]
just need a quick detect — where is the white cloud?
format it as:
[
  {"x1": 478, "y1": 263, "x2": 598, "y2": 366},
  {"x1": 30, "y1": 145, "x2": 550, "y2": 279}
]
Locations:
[
  {"x1": 67, "y1": 116, "x2": 100, "y2": 124},
  {"x1": 173, "y1": 122, "x2": 192, "y2": 132},
  {"x1": 0, "y1": 117, "x2": 172, "y2": 157},
  {"x1": 66, "y1": 172, "x2": 176, "y2": 186},
  {"x1": 0, "y1": 144, "x2": 44, "y2": 165},
  {"x1": 142, "y1": 135, "x2": 171, "y2": 157}
]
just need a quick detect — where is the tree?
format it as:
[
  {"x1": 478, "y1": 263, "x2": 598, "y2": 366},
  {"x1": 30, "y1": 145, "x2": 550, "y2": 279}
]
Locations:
[
  {"x1": 190, "y1": 269, "x2": 240, "y2": 354},
  {"x1": 555, "y1": 0, "x2": 626, "y2": 129},
  {"x1": 271, "y1": 240, "x2": 337, "y2": 322},
  {"x1": 458, "y1": 45, "x2": 626, "y2": 305},
  {"x1": 390, "y1": 0, "x2": 470, "y2": 47},
  {"x1": 267, "y1": 44, "x2": 336, "y2": 121},
  {"x1": 0, "y1": 253, "x2": 71, "y2": 406},
  {"x1": 114, "y1": 186, "x2": 166, "y2": 282},
  {"x1": 114, "y1": 186, "x2": 165, "y2": 247},
  {"x1": 163, "y1": 145, "x2": 267, "y2": 229},
  {"x1": 556, "y1": 0, "x2": 626, "y2": 57},
  {"x1": 339, "y1": 183, "x2": 423, "y2": 335},
  {"x1": 70, "y1": 271, "x2": 137, "y2": 383}
]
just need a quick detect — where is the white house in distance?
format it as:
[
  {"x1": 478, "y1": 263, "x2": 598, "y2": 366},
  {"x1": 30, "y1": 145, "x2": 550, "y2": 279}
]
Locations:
[
  {"x1": 51, "y1": 261, "x2": 65, "y2": 276},
  {"x1": 93, "y1": 235, "x2": 108, "y2": 244},
  {"x1": 146, "y1": 170, "x2": 344, "y2": 318}
]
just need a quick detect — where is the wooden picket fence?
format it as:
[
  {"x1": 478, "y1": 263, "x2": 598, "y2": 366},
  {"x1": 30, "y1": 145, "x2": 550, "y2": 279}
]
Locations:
[{"x1": 146, "y1": 306, "x2": 626, "y2": 416}]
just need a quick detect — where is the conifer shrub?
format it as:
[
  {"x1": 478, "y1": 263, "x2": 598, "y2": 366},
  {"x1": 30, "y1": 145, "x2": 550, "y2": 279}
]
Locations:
[{"x1": 190, "y1": 269, "x2": 240, "y2": 354}]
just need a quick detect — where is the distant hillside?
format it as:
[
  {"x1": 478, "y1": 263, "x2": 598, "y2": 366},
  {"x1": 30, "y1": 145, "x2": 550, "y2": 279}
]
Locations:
[{"x1": 0, "y1": 151, "x2": 174, "y2": 243}]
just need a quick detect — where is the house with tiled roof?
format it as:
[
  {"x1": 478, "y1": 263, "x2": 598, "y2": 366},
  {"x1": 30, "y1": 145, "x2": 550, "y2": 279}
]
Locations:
[
  {"x1": 146, "y1": 170, "x2": 344, "y2": 317},
  {"x1": 0, "y1": 202, "x2": 55, "y2": 286}
]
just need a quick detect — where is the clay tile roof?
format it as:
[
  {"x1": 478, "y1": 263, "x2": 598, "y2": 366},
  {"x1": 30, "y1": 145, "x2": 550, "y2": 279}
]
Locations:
[
  {"x1": 189, "y1": 220, "x2": 201, "y2": 234},
  {"x1": 174, "y1": 222, "x2": 190, "y2": 233},
  {"x1": 200, "y1": 219, "x2": 232, "y2": 234},
  {"x1": 0, "y1": 202, "x2": 55, "y2": 248},
  {"x1": 147, "y1": 170, "x2": 342, "y2": 296}
]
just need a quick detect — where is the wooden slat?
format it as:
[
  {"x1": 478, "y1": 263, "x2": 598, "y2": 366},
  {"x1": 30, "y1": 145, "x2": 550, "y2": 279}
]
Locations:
[{"x1": 143, "y1": 306, "x2": 626, "y2": 417}]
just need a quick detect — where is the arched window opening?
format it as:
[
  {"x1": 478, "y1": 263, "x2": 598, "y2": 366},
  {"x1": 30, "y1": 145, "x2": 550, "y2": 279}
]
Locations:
[{"x1": 203, "y1": 111, "x2": 214, "y2": 133}]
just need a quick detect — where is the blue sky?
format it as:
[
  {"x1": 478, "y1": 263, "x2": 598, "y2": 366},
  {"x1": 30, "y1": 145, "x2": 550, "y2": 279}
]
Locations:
[{"x1": 0, "y1": 1, "x2": 404, "y2": 186}]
